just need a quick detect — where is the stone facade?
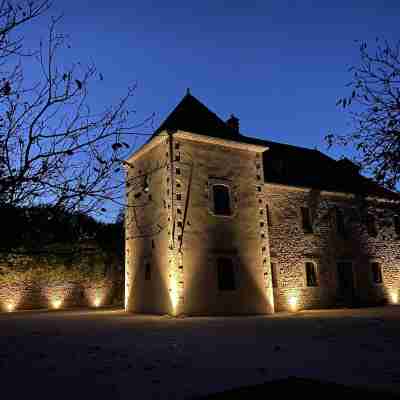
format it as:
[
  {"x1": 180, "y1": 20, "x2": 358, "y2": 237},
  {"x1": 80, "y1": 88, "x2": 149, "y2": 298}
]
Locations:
[
  {"x1": 266, "y1": 184, "x2": 400, "y2": 311},
  {"x1": 125, "y1": 129, "x2": 400, "y2": 315}
]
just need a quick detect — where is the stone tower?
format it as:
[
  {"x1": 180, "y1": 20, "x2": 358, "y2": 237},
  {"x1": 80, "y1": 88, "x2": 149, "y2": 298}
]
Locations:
[{"x1": 125, "y1": 93, "x2": 275, "y2": 315}]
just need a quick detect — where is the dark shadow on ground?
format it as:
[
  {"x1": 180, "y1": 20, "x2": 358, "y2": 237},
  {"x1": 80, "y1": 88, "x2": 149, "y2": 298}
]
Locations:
[{"x1": 194, "y1": 377, "x2": 398, "y2": 399}]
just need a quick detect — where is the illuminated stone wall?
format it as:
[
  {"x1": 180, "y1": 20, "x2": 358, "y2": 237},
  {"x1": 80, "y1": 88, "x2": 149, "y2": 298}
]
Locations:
[
  {"x1": 125, "y1": 136, "x2": 172, "y2": 314},
  {"x1": 125, "y1": 132, "x2": 274, "y2": 315},
  {"x1": 125, "y1": 131, "x2": 400, "y2": 316},
  {"x1": 265, "y1": 183, "x2": 400, "y2": 311},
  {"x1": 0, "y1": 245, "x2": 122, "y2": 312}
]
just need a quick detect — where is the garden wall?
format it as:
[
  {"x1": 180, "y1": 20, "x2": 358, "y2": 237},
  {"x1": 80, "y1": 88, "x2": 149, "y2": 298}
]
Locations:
[{"x1": 0, "y1": 242, "x2": 123, "y2": 312}]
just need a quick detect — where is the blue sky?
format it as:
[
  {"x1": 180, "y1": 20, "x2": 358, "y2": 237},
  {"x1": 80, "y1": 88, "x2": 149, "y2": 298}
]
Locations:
[{"x1": 21, "y1": 0, "x2": 400, "y2": 219}]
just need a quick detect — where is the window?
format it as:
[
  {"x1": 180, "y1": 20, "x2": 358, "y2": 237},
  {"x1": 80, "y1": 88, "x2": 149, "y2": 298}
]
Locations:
[
  {"x1": 271, "y1": 262, "x2": 278, "y2": 288},
  {"x1": 176, "y1": 193, "x2": 181, "y2": 201},
  {"x1": 366, "y1": 214, "x2": 378, "y2": 237},
  {"x1": 336, "y1": 208, "x2": 346, "y2": 236},
  {"x1": 213, "y1": 184, "x2": 231, "y2": 216},
  {"x1": 144, "y1": 263, "x2": 151, "y2": 281},
  {"x1": 301, "y1": 207, "x2": 313, "y2": 233},
  {"x1": 176, "y1": 168, "x2": 181, "y2": 175},
  {"x1": 175, "y1": 152, "x2": 180, "y2": 161},
  {"x1": 217, "y1": 257, "x2": 236, "y2": 290},
  {"x1": 371, "y1": 262, "x2": 383, "y2": 284},
  {"x1": 305, "y1": 262, "x2": 318, "y2": 287},
  {"x1": 394, "y1": 215, "x2": 400, "y2": 236}
]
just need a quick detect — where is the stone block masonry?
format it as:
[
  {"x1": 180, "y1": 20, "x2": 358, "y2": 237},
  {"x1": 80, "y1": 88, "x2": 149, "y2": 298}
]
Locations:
[{"x1": 0, "y1": 244, "x2": 123, "y2": 312}]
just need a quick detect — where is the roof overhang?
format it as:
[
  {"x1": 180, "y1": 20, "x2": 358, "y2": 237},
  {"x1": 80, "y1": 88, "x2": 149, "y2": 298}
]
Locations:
[{"x1": 125, "y1": 129, "x2": 268, "y2": 165}]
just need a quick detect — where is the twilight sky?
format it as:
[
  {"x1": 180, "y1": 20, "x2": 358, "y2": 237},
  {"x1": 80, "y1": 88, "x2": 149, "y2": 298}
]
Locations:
[
  {"x1": 21, "y1": 0, "x2": 400, "y2": 219},
  {"x1": 44, "y1": 0, "x2": 399, "y2": 157}
]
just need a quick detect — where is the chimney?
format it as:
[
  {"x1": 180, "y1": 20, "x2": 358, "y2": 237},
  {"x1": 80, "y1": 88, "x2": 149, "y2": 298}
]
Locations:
[{"x1": 226, "y1": 114, "x2": 239, "y2": 134}]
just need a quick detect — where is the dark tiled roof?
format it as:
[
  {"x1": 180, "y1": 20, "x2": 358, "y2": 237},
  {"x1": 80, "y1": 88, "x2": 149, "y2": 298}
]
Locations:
[{"x1": 151, "y1": 93, "x2": 400, "y2": 201}]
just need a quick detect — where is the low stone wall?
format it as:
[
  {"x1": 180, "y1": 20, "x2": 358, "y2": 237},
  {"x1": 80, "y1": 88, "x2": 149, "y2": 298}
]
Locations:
[{"x1": 0, "y1": 245, "x2": 123, "y2": 312}]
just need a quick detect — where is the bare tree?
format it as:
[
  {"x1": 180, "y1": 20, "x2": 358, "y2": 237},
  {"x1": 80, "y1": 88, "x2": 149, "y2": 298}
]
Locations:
[
  {"x1": 0, "y1": 1, "x2": 149, "y2": 216},
  {"x1": 326, "y1": 39, "x2": 400, "y2": 190}
]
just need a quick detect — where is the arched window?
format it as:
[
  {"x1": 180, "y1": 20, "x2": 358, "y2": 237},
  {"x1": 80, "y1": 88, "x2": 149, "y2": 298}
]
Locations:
[{"x1": 213, "y1": 184, "x2": 231, "y2": 216}]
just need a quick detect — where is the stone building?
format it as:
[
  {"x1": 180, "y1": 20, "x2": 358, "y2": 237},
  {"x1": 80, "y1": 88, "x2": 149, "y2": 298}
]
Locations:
[{"x1": 124, "y1": 92, "x2": 400, "y2": 315}]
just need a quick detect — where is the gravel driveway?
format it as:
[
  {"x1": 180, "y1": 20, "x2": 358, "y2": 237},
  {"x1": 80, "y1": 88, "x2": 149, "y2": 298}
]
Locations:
[{"x1": 1, "y1": 306, "x2": 399, "y2": 399}]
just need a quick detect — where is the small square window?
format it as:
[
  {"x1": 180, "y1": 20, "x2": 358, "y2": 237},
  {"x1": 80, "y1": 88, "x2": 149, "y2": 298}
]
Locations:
[
  {"x1": 177, "y1": 221, "x2": 183, "y2": 228},
  {"x1": 175, "y1": 152, "x2": 181, "y2": 162},
  {"x1": 175, "y1": 142, "x2": 180, "y2": 149},
  {"x1": 371, "y1": 262, "x2": 383, "y2": 284},
  {"x1": 256, "y1": 186, "x2": 261, "y2": 192},
  {"x1": 176, "y1": 168, "x2": 181, "y2": 175},
  {"x1": 176, "y1": 193, "x2": 182, "y2": 201},
  {"x1": 177, "y1": 208, "x2": 182, "y2": 214}
]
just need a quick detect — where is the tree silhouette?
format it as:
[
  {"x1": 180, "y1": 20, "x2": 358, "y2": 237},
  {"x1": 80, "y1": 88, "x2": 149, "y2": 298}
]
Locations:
[
  {"x1": 0, "y1": 1, "x2": 149, "y2": 217},
  {"x1": 326, "y1": 39, "x2": 400, "y2": 190}
]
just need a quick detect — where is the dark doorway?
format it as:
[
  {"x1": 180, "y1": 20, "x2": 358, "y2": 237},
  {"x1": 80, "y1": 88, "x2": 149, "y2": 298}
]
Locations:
[{"x1": 336, "y1": 262, "x2": 355, "y2": 305}]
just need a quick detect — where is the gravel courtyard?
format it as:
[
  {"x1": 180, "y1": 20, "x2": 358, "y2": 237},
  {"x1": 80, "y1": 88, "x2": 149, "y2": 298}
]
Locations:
[{"x1": 1, "y1": 306, "x2": 400, "y2": 399}]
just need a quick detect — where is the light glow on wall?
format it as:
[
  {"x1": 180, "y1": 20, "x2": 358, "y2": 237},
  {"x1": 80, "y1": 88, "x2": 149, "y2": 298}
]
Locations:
[
  {"x1": 5, "y1": 302, "x2": 15, "y2": 312},
  {"x1": 85, "y1": 286, "x2": 109, "y2": 309},
  {"x1": 169, "y1": 275, "x2": 179, "y2": 316},
  {"x1": 93, "y1": 297, "x2": 101, "y2": 307},
  {"x1": 51, "y1": 299, "x2": 62, "y2": 309},
  {"x1": 390, "y1": 290, "x2": 398, "y2": 304},
  {"x1": 288, "y1": 296, "x2": 298, "y2": 312}
]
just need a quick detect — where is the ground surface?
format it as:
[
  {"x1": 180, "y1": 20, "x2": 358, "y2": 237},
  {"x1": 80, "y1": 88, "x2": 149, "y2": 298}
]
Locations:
[{"x1": 1, "y1": 307, "x2": 400, "y2": 399}]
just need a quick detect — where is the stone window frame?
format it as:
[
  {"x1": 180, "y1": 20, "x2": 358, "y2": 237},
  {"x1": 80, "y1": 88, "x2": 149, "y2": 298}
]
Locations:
[
  {"x1": 370, "y1": 260, "x2": 384, "y2": 285},
  {"x1": 210, "y1": 251, "x2": 240, "y2": 292},
  {"x1": 304, "y1": 260, "x2": 319, "y2": 287},
  {"x1": 208, "y1": 177, "x2": 236, "y2": 218}
]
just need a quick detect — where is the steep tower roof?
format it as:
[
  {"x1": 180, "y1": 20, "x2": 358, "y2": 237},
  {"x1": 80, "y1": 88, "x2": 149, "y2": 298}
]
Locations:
[{"x1": 152, "y1": 91, "x2": 238, "y2": 140}]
